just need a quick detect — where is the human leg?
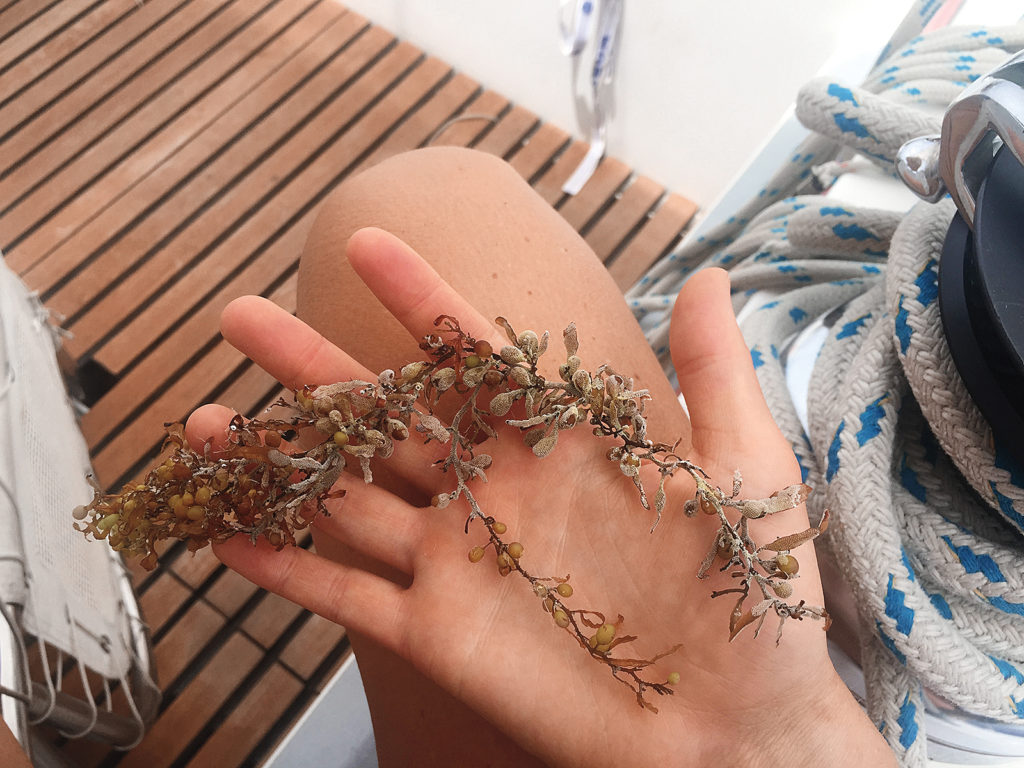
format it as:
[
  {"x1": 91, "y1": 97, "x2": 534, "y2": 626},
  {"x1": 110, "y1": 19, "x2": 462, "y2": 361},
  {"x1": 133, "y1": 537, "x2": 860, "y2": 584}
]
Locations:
[{"x1": 296, "y1": 146, "x2": 690, "y2": 767}]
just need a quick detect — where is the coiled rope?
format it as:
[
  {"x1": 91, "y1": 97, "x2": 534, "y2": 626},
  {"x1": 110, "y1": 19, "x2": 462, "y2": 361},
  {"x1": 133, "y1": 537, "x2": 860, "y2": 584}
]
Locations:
[{"x1": 629, "y1": 8, "x2": 1024, "y2": 766}]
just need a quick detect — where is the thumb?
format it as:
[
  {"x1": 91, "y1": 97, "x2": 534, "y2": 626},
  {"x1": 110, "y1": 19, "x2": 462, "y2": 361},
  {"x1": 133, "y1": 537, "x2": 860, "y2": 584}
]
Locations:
[{"x1": 670, "y1": 268, "x2": 782, "y2": 455}]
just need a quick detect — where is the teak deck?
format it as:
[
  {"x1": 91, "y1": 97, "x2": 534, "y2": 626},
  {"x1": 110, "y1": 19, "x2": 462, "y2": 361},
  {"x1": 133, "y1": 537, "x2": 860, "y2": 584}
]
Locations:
[{"x1": 0, "y1": 0, "x2": 696, "y2": 765}]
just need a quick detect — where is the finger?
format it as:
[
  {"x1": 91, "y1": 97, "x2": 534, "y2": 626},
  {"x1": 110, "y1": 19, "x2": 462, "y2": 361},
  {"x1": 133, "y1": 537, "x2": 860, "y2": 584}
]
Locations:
[
  {"x1": 218, "y1": 296, "x2": 439, "y2": 496},
  {"x1": 346, "y1": 227, "x2": 510, "y2": 445},
  {"x1": 184, "y1": 403, "x2": 305, "y2": 457},
  {"x1": 345, "y1": 227, "x2": 504, "y2": 349},
  {"x1": 214, "y1": 536, "x2": 405, "y2": 651},
  {"x1": 221, "y1": 295, "x2": 374, "y2": 388},
  {"x1": 184, "y1": 403, "x2": 426, "y2": 573},
  {"x1": 185, "y1": 403, "x2": 238, "y2": 453},
  {"x1": 670, "y1": 269, "x2": 782, "y2": 451},
  {"x1": 315, "y1": 480, "x2": 423, "y2": 575}
]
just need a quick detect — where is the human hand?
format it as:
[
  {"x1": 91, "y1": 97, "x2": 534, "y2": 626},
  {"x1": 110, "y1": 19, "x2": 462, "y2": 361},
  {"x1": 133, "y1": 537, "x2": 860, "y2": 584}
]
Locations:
[{"x1": 186, "y1": 230, "x2": 892, "y2": 768}]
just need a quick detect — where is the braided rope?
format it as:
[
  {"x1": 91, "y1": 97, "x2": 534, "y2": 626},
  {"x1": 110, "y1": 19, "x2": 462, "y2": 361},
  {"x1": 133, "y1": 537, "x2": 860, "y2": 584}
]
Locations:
[
  {"x1": 630, "y1": 16, "x2": 1024, "y2": 766},
  {"x1": 887, "y1": 201, "x2": 1024, "y2": 532},
  {"x1": 796, "y1": 80, "x2": 940, "y2": 168}
]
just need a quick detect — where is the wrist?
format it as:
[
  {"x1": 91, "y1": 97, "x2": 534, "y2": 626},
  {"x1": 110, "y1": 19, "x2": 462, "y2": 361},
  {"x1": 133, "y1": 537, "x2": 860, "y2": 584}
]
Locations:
[
  {"x1": 697, "y1": 668, "x2": 895, "y2": 768},
  {"x1": 758, "y1": 674, "x2": 895, "y2": 768}
]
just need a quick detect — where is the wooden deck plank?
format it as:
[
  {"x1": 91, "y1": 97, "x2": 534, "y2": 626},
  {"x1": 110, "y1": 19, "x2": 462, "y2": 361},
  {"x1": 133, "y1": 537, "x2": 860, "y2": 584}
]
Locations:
[
  {"x1": 0, "y1": 0, "x2": 95, "y2": 72},
  {"x1": 12, "y1": 5, "x2": 361, "y2": 276},
  {"x1": 0, "y1": 0, "x2": 186, "y2": 148},
  {"x1": 202, "y1": 568, "x2": 265, "y2": 617},
  {"x1": 79, "y1": 42, "x2": 455, "y2": 458},
  {"x1": 168, "y1": 546, "x2": 223, "y2": 590},
  {"x1": 0, "y1": 0, "x2": 138, "y2": 105},
  {"x1": 586, "y1": 174, "x2": 665, "y2": 261},
  {"x1": 0, "y1": 0, "x2": 336, "y2": 249},
  {"x1": 428, "y1": 89, "x2": 508, "y2": 148},
  {"x1": 606, "y1": 192, "x2": 697, "y2": 291},
  {"x1": 0, "y1": 1, "x2": 62, "y2": 45},
  {"x1": 152, "y1": 600, "x2": 226, "y2": 687},
  {"x1": 118, "y1": 634, "x2": 263, "y2": 768},
  {"x1": 83, "y1": 68, "x2": 478, "y2": 462},
  {"x1": 0, "y1": 0, "x2": 237, "y2": 185},
  {"x1": 55, "y1": 38, "x2": 419, "y2": 369},
  {"x1": 89, "y1": 337, "x2": 248, "y2": 485},
  {"x1": 180, "y1": 555, "x2": 262, "y2": 619},
  {"x1": 473, "y1": 104, "x2": 538, "y2": 158},
  {"x1": 558, "y1": 156, "x2": 632, "y2": 231},
  {"x1": 280, "y1": 614, "x2": 348, "y2": 679},
  {"x1": 74, "y1": 244, "x2": 299, "y2": 450},
  {"x1": 242, "y1": 592, "x2": 306, "y2": 648},
  {"x1": 21, "y1": 12, "x2": 378, "y2": 318},
  {"x1": 128, "y1": 555, "x2": 314, "y2": 766},
  {"x1": 137, "y1": 572, "x2": 192, "y2": 636},
  {"x1": 507, "y1": 121, "x2": 570, "y2": 181},
  {"x1": 531, "y1": 139, "x2": 588, "y2": 205},
  {"x1": 345, "y1": 70, "x2": 480, "y2": 177},
  {"x1": 183, "y1": 663, "x2": 303, "y2": 768},
  {"x1": 74, "y1": 187, "x2": 308, "y2": 446}
]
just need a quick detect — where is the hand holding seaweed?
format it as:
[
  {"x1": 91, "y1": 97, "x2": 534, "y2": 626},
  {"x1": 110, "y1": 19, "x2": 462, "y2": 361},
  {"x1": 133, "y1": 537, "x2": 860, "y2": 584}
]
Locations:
[{"x1": 76, "y1": 238, "x2": 870, "y2": 767}]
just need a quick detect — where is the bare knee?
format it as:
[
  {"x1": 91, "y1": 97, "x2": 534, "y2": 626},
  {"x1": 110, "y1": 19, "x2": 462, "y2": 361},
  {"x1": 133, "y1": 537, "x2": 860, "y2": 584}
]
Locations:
[
  {"x1": 304, "y1": 146, "x2": 522, "y2": 262},
  {"x1": 295, "y1": 146, "x2": 548, "y2": 357},
  {"x1": 297, "y1": 145, "x2": 582, "y2": 331}
]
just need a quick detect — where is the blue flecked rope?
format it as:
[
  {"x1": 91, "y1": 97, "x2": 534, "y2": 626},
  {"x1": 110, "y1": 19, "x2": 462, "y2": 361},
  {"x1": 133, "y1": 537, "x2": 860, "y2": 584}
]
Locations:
[{"x1": 629, "y1": 12, "x2": 1024, "y2": 767}]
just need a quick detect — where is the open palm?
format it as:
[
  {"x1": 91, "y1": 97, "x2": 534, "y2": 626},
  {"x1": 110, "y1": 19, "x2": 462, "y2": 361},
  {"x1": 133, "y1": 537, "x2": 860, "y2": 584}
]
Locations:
[{"x1": 186, "y1": 230, "x2": 889, "y2": 768}]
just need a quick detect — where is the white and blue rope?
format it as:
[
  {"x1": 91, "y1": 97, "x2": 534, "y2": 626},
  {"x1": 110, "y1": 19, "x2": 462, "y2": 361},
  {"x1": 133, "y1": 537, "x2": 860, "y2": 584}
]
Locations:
[{"x1": 630, "y1": 11, "x2": 1024, "y2": 766}]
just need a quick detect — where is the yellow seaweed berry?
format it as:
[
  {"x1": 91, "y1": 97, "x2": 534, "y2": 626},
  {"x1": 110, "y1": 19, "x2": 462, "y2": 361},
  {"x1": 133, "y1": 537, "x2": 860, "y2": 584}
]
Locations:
[
  {"x1": 552, "y1": 609, "x2": 570, "y2": 628},
  {"x1": 595, "y1": 623, "x2": 616, "y2": 644},
  {"x1": 464, "y1": 354, "x2": 482, "y2": 368},
  {"x1": 333, "y1": 431, "x2": 350, "y2": 447},
  {"x1": 491, "y1": 521, "x2": 507, "y2": 535},
  {"x1": 169, "y1": 495, "x2": 187, "y2": 519},
  {"x1": 496, "y1": 552, "x2": 514, "y2": 575},
  {"x1": 97, "y1": 513, "x2": 120, "y2": 532},
  {"x1": 699, "y1": 495, "x2": 718, "y2": 516},
  {"x1": 667, "y1": 672, "x2": 680, "y2": 686},
  {"x1": 594, "y1": 623, "x2": 615, "y2": 646},
  {"x1": 775, "y1": 553, "x2": 800, "y2": 576},
  {"x1": 507, "y1": 542, "x2": 524, "y2": 559},
  {"x1": 468, "y1": 546, "x2": 485, "y2": 563},
  {"x1": 556, "y1": 582, "x2": 573, "y2": 598}
]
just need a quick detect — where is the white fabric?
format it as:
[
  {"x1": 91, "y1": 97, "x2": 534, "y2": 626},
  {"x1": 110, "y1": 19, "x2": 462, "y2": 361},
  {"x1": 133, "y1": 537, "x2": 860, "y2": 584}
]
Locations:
[{"x1": 0, "y1": 256, "x2": 130, "y2": 680}]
